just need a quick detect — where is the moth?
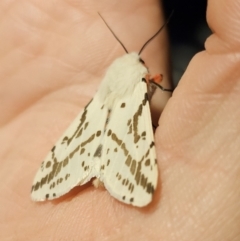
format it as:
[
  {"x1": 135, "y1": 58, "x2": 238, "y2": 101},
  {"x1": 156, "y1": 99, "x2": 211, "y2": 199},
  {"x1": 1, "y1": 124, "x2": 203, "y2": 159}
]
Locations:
[{"x1": 31, "y1": 14, "x2": 172, "y2": 207}]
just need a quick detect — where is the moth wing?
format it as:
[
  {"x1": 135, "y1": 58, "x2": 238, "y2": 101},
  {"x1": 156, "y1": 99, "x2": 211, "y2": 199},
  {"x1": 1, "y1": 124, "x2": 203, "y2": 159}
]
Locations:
[
  {"x1": 31, "y1": 95, "x2": 108, "y2": 201},
  {"x1": 101, "y1": 81, "x2": 158, "y2": 207}
]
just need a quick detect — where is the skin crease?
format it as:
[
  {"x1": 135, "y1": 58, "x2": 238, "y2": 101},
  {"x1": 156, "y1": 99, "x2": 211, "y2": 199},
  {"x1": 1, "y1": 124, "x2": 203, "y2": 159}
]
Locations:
[{"x1": 0, "y1": 0, "x2": 240, "y2": 240}]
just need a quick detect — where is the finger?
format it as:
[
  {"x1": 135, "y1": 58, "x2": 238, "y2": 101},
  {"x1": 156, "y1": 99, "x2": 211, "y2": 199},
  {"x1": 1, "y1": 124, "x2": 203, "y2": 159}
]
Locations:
[{"x1": 155, "y1": 0, "x2": 240, "y2": 239}]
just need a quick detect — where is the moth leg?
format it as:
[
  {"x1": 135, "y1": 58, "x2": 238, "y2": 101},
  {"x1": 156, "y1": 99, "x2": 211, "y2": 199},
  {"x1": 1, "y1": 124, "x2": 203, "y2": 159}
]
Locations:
[
  {"x1": 148, "y1": 74, "x2": 173, "y2": 93},
  {"x1": 144, "y1": 74, "x2": 164, "y2": 101}
]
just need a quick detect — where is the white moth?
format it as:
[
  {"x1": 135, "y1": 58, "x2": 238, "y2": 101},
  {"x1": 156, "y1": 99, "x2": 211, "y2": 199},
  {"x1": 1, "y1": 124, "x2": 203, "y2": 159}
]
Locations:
[{"x1": 31, "y1": 14, "x2": 172, "y2": 207}]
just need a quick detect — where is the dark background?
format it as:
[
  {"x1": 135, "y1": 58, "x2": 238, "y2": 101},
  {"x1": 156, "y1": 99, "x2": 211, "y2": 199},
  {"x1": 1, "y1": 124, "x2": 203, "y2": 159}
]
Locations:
[{"x1": 163, "y1": 0, "x2": 211, "y2": 85}]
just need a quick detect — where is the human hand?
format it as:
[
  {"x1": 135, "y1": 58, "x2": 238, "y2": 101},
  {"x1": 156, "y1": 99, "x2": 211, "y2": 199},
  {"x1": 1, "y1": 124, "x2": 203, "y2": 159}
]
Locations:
[{"x1": 0, "y1": 0, "x2": 239, "y2": 240}]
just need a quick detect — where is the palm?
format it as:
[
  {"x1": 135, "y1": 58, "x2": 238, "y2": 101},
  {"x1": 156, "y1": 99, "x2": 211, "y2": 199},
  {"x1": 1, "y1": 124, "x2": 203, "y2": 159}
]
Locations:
[{"x1": 0, "y1": 1, "x2": 239, "y2": 241}]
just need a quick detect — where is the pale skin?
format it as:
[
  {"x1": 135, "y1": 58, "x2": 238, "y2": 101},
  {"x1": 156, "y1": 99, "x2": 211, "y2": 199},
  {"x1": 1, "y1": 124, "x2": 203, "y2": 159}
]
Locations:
[{"x1": 0, "y1": 0, "x2": 239, "y2": 240}]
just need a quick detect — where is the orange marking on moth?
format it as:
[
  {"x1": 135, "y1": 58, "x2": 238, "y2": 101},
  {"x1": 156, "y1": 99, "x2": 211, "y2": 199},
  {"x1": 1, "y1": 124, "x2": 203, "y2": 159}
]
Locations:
[{"x1": 145, "y1": 74, "x2": 163, "y2": 84}]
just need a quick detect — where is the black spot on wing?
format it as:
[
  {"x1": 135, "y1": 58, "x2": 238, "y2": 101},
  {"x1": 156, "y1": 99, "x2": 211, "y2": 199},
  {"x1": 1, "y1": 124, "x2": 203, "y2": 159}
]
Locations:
[
  {"x1": 65, "y1": 173, "x2": 70, "y2": 180},
  {"x1": 94, "y1": 144, "x2": 103, "y2": 157},
  {"x1": 120, "y1": 103, "x2": 126, "y2": 108},
  {"x1": 45, "y1": 161, "x2": 51, "y2": 168}
]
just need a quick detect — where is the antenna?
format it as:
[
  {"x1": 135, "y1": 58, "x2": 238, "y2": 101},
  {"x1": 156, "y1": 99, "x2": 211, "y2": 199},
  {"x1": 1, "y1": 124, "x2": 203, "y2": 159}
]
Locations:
[
  {"x1": 99, "y1": 11, "x2": 173, "y2": 55},
  {"x1": 98, "y1": 13, "x2": 128, "y2": 53},
  {"x1": 138, "y1": 11, "x2": 174, "y2": 55}
]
